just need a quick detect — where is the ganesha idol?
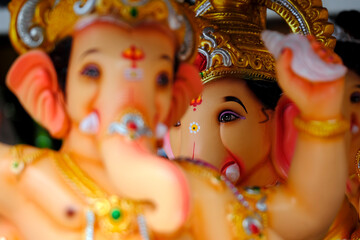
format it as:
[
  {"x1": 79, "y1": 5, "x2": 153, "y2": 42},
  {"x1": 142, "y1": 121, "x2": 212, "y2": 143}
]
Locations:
[
  {"x1": 0, "y1": 0, "x2": 352, "y2": 239},
  {"x1": 166, "y1": 1, "x2": 360, "y2": 238},
  {"x1": 166, "y1": 0, "x2": 336, "y2": 186}
]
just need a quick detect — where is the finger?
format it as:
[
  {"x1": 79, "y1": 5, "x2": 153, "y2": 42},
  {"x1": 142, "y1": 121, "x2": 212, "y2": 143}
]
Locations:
[
  {"x1": 18, "y1": 164, "x2": 85, "y2": 230},
  {"x1": 276, "y1": 49, "x2": 309, "y2": 99}
]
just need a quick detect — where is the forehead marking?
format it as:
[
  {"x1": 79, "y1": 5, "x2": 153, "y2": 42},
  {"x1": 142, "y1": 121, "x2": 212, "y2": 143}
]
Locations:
[
  {"x1": 190, "y1": 95, "x2": 203, "y2": 111},
  {"x1": 122, "y1": 45, "x2": 145, "y2": 68}
]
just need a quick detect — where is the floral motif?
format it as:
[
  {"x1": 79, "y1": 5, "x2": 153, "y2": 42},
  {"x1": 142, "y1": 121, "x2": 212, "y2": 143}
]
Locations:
[{"x1": 189, "y1": 122, "x2": 200, "y2": 134}]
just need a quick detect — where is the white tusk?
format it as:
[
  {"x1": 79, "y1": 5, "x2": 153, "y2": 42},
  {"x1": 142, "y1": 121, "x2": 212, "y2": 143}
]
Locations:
[
  {"x1": 225, "y1": 163, "x2": 240, "y2": 184},
  {"x1": 79, "y1": 112, "x2": 99, "y2": 134},
  {"x1": 352, "y1": 124, "x2": 359, "y2": 134},
  {"x1": 156, "y1": 123, "x2": 168, "y2": 139}
]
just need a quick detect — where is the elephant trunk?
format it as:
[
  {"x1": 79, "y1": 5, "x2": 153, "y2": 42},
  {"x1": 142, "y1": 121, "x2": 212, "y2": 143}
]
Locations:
[{"x1": 100, "y1": 135, "x2": 190, "y2": 234}]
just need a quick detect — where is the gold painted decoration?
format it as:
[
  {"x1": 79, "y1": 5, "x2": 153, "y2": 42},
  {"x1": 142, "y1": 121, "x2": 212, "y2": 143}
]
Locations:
[
  {"x1": 192, "y1": 0, "x2": 335, "y2": 83},
  {"x1": 260, "y1": 0, "x2": 335, "y2": 48},
  {"x1": 175, "y1": 158, "x2": 269, "y2": 239},
  {"x1": 8, "y1": 0, "x2": 198, "y2": 62},
  {"x1": 52, "y1": 151, "x2": 148, "y2": 239}
]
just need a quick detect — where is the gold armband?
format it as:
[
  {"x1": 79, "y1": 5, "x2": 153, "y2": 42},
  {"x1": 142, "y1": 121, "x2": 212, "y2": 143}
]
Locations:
[{"x1": 294, "y1": 117, "x2": 350, "y2": 138}]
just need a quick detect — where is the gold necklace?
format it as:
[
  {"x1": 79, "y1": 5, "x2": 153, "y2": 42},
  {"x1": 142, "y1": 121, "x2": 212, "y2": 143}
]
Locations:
[
  {"x1": 175, "y1": 157, "x2": 268, "y2": 239},
  {"x1": 51, "y1": 151, "x2": 148, "y2": 239}
]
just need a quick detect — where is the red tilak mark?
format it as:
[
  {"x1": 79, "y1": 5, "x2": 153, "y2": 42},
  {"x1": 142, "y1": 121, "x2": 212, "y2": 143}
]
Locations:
[
  {"x1": 122, "y1": 45, "x2": 145, "y2": 68},
  {"x1": 192, "y1": 142, "x2": 195, "y2": 160},
  {"x1": 128, "y1": 88, "x2": 134, "y2": 104},
  {"x1": 193, "y1": 108, "x2": 196, "y2": 111},
  {"x1": 190, "y1": 95, "x2": 202, "y2": 108}
]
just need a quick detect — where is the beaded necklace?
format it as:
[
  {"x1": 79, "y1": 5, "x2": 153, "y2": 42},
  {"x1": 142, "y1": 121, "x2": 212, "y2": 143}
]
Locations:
[{"x1": 174, "y1": 157, "x2": 268, "y2": 239}]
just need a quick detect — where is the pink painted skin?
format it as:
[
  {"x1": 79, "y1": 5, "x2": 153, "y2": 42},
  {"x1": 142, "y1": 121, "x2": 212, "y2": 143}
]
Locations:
[{"x1": 6, "y1": 51, "x2": 70, "y2": 139}]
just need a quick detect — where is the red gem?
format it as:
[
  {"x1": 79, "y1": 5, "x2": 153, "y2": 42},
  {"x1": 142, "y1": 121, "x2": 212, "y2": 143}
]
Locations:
[
  {"x1": 194, "y1": 53, "x2": 207, "y2": 72},
  {"x1": 193, "y1": 108, "x2": 196, "y2": 111},
  {"x1": 249, "y1": 223, "x2": 260, "y2": 234},
  {"x1": 127, "y1": 121, "x2": 138, "y2": 131}
]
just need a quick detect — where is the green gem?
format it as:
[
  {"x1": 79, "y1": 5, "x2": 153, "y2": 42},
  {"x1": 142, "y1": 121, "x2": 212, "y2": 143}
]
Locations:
[
  {"x1": 111, "y1": 208, "x2": 122, "y2": 220},
  {"x1": 13, "y1": 161, "x2": 19, "y2": 168},
  {"x1": 200, "y1": 72, "x2": 204, "y2": 78},
  {"x1": 130, "y1": 7, "x2": 138, "y2": 17}
]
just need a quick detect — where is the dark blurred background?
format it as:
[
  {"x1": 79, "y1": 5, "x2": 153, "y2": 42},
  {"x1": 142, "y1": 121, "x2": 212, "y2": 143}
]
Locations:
[
  {"x1": 0, "y1": 0, "x2": 61, "y2": 149},
  {"x1": 0, "y1": 0, "x2": 359, "y2": 149}
]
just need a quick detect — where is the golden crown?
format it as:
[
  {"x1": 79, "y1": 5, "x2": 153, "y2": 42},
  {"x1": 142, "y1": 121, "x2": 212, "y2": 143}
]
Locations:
[
  {"x1": 8, "y1": 0, "x2": 198, "y2": 62},
  {"x1": 192, "y1": 0, "x2": 335, "y2": 83}
]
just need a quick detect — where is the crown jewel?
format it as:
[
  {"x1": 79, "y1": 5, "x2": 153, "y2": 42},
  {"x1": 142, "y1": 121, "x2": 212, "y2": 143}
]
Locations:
[{"x1": 192, "y1": 0, "x2": 335, "y2": 83}]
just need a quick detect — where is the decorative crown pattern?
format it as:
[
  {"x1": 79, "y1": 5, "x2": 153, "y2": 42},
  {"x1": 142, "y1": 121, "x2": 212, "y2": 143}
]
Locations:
[
  {"x1": 192, "y1": 0, "x2": 335, "y2": 83},
  {"x1": 8, "y1": 0, "x2": 199, "y2": 62}
]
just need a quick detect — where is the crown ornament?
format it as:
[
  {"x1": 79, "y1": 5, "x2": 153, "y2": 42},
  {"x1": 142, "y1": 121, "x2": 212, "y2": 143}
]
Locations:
[
  {"x1": 8, "y1": 0, "x2": 198, "y2": 62},
  {"x1": 192, "y1": 0, "x2": 335, "y2": 83}
]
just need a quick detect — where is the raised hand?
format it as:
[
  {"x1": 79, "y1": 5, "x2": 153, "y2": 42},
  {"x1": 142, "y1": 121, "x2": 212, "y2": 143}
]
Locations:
[
  {"x1": 262, "y1": 31, "x2": 348, "y2": 239},
  {"x1": 263, "y1": 31, "x2": 346, "y2": 120}
]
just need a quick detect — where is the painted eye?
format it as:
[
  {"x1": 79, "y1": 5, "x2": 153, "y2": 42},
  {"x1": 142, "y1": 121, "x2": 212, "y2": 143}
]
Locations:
[
  {"x1": 218, "y1": 110, "x2": 245, "y2": 123},
  {"x1": 350, "y1": 92, "x2": 360, "y2": 103},
  {"x1": 81, "y1": 64, "x2": 100, "y2": 79},
  {"x1": 174, "y1": 121, "x2": 181, "y2": 127},
  {"x1": 157, "y1": 72, "x2": 170, "y2": 87}
]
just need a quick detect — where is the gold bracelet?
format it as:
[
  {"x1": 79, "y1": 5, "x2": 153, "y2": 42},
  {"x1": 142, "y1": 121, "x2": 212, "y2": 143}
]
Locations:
[{"x1": 294, "y1": 116, "x2": 350, "y2": 138}]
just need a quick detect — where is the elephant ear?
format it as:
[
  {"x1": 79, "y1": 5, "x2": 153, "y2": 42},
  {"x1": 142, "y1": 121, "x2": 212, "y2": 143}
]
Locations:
[
  {"x1": 272, "y1": 95, "x2": 299, "y2": 180},
  {"x1": 165, "y1": 63, "x2": 203, "y2": 126},
  {"x1": 6, "y1": 50, "x2": 70, "y2": 139}
]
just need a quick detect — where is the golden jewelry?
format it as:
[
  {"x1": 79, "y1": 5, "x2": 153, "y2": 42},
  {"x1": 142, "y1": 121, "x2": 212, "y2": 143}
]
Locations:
[
  {"x1": 51, "y1": 151, "x2": 146, "y2": 238},
  {"x1": 9, "y1": 144, "x2": 48, "y2": 175},
  {"x1": 175, "y1": 158, "x2": 268, "y2": 239},
  {"x1": 355, "y1": 149, "x2": 360, "y2": 180},
  {"x1": 294, "y1": 116, "x2": 350, "y2": 138},
  {"x1": 8, "y1": 0, "x2": 198, "y2": 63},
  {"x1": 191, "y1": 0, "x2": 335, "y2": 83}
]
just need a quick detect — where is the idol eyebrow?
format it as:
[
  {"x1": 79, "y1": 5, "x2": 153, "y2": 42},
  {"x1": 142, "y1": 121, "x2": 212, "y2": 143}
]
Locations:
[
  {"x1": 80, "y1": 48, "x2": 100, "y2": 59},
  {"x1": 224, "y1": 96, "x2": 248, "y2": 113},
  {"x1": 160, "y1": 54, "x2": 173, "y2": 62}
]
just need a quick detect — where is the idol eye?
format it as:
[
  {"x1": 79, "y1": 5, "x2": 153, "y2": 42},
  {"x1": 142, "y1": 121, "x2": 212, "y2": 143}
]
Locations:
[
  {"x1": 218, "y1": 110, "x2": 245, "y2": 123},
  {"x1": 157, "y1": 72, "x2": 170, "y2": 87},
  {"x1": 350, "y1": 92, "x2": 360, "y2": 103},
  {"x1": 81, "y1": 64, "x2": 100, "y2": 79},
  {"x1": 174, "y1": 121, "x2": 181, "y2": 127}
]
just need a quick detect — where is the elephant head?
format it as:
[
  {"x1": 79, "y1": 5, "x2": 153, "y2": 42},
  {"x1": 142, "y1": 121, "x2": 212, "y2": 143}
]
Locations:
[{"x1": 6, "y1": 18, "x2": 202, "y2": 234}]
